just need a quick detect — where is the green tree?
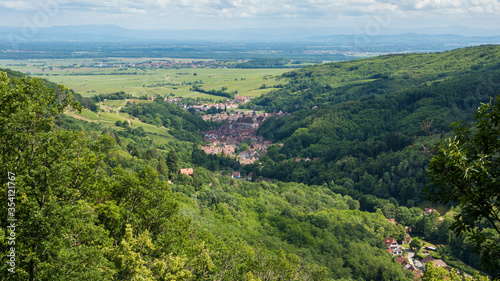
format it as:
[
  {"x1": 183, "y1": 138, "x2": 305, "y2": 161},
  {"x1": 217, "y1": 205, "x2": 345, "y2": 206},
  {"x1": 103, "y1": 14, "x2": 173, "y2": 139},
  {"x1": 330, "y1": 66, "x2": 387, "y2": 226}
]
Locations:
[
  {"x1": 426, "y1": 97, "x2": 500, "y2": 277},
  {"x1": 395, "y1": 206, "x2": 411, "y2": 226},
  {"x1": 423, "y1": 261, "x2": 489, "y2": 281},
  {"x1": 157, "y1": 155, "x2": 169, "y2": 177},
  {"x1": 0, "y1": 72, "x2": 116, "y2": 280},
  {"x1": 239, "y1": 143, "x2": 250, "y2": 152},
  {"x1": 111, "y1": 224, "x2": 155, "y2": 280},
  {"x1": 166, "y1": 150, "x2": 179, "y2": 176},
  {"x1": 127, "y1": 143, "x2": 140, "y2": 158},
  {"x1": 409, "y1": 238, "x2": 422, "y2": 253}
]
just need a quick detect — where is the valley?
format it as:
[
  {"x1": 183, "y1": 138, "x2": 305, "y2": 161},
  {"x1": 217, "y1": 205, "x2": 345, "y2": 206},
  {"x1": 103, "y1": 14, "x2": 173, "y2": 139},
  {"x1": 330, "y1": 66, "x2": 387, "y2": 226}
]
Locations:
[{"x1": 1, "y1": 44, "x2": 499, "y2": 280}]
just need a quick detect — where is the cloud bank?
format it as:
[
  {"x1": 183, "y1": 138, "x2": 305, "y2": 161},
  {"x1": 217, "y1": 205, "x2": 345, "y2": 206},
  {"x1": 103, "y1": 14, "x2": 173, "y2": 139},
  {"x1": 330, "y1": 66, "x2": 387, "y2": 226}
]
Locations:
[{"x1": 0, "y1": 0, "x2": 498, "y2": 30}]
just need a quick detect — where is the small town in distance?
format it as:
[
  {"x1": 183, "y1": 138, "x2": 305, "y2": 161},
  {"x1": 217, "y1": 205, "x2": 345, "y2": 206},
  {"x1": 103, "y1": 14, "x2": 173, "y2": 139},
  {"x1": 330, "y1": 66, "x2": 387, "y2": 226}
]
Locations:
[{"x1": 165, "y1": 93, "x2": 289, "y2": 165}]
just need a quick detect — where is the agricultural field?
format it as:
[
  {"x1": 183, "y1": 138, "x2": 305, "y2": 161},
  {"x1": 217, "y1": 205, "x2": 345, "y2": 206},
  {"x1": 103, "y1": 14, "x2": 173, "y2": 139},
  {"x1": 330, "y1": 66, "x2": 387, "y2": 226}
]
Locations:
[
  {"x1": 0, "y1": 57, "x2": 292, "y2": 146},
  {"x1": 0, "y1": 58, "x2": 290, "y2": 101}
]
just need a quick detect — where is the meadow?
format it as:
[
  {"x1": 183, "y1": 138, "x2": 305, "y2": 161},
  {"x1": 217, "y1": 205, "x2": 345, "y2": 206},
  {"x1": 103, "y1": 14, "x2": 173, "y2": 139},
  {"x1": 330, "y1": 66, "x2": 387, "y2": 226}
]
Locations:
[
  {"x1": 0, "y1": 57, "x2": 291, "y2": 145},
  {"x1": 0, "y1": 58, "x2": 289, "y2": 101}
]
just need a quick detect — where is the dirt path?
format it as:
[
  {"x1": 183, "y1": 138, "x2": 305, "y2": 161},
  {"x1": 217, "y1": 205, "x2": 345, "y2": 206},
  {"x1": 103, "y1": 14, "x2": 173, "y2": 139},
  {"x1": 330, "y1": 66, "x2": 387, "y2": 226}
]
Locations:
[
  {"x1": 64, "y1": 111, "x2": 93, "y2": 122},
  {"x1": 116, "y1": 107, "x2": 131, "y2": 125},
  {"x1": 406, "y1": 251, "x2": 416, "y2": 267}
]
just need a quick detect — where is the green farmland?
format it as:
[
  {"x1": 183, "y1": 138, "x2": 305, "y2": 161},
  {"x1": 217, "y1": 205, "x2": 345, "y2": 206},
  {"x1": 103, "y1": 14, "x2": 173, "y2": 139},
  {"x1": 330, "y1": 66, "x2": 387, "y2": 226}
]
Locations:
[
  {"x1": 0, "y1": 58, "x2": 289, "y2": 101},
  {"x1": 0, "y1": 57, "x2": 292, "y2": 145}
]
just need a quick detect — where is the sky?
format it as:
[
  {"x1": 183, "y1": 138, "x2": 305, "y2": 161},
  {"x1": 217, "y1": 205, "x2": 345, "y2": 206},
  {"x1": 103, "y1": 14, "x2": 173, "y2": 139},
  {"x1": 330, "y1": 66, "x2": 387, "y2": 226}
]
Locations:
[{"x1": 0, "y1": 0, "x2": 499, "y2": 33}]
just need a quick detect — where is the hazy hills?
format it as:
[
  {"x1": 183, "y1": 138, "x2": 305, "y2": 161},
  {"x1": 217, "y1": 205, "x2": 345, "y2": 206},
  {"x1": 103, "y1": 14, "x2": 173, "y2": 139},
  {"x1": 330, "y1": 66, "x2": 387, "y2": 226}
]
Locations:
[{"x1": 1, "y1": 24, "x2": 499, "y2": 46}]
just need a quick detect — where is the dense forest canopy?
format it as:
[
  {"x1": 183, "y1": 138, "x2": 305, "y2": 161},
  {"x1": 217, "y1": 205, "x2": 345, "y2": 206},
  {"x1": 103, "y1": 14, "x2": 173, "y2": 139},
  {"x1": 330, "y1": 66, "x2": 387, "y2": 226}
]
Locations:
[
  {"x1": 244, "y1": 45, "x2": 500, "y2": 112},
  {"x1": 240, "y1": 45, "x2": 500, "y2": 209}
]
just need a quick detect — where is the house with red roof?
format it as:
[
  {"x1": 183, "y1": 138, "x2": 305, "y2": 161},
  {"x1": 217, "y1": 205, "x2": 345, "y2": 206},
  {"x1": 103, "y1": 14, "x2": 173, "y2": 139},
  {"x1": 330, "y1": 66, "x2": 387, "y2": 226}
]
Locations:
[
  {"x1": 383, "y1": 237, "x2": 402, "y2": 255},
  {"x1": 179, "y1": 168, "x2": 194, "y2": 177}
]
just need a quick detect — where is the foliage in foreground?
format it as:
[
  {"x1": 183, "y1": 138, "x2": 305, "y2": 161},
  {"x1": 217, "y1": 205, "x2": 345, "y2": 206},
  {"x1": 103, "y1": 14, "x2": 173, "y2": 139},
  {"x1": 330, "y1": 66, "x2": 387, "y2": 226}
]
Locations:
[
  {"x1": 426, "y1": 97, "x2": 500, "y2": 278},
  {"x1": 0, "y1": 73, "x2": 327, "y2": 280}
]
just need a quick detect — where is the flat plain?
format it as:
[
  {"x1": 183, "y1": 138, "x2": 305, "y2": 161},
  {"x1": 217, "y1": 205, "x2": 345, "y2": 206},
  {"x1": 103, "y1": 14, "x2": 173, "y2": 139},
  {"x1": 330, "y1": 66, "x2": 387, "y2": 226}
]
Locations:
[
  {"x1": 0, "y1": 57, "x2": 292, "y2": 143},
  {"x1": 0, "y1": 58, "x2": 289, "y2": 101}
]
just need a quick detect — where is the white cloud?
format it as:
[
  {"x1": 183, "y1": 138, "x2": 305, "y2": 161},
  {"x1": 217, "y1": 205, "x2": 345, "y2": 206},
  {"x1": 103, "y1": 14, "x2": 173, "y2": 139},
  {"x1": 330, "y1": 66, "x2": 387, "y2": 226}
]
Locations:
[
  {"x1": 0, "y1": 0, "x2": 498, "y2": 30},
  {"x1": 405, "y1": 0, "x2": 500, "y2": 14},
  {"x1": 414, "y1": 0, "x2": 463, "y2": 10},
  {"x1": 0, "y1": 1, "x2": 33, "y2": 10},
  {"x1": 120, "y1": 7, "x2": 146, "y2": 14}
]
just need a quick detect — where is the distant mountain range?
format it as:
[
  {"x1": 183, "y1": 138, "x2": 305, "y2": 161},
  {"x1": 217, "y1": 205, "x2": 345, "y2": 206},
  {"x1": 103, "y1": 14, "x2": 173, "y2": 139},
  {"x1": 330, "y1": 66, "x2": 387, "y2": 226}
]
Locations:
[
  {"x1": 1, "y1": 24, "x2": 499, "y2": 42},
  {"x1": 306, "y1": 33, "x2": 500, "y2": 50}
]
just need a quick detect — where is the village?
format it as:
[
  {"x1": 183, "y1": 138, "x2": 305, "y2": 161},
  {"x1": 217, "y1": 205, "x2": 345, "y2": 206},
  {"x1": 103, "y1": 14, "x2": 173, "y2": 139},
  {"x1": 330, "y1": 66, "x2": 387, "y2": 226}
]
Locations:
[
  {"x1": 164, "y1": 93, "x2": 288, "y2": 165},
  {"x1": 201, "y1": 109, "x2": 287, "y2": 165},
  {"x1": 382, "y1": 208, "x2": 465, "y2": 280},
  {"x1": 91, "y1": 59, "x2": 226, "y2": 69}
]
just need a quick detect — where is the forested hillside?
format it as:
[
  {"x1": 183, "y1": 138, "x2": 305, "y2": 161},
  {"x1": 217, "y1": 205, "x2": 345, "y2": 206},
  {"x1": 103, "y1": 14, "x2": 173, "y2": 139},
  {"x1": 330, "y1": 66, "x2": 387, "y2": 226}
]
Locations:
[
  {"x1": 245, "y1": 45, "x2": 500, "y2": 112},
  {"x1": 242, "y1": 45, "x2": 500, "y2": 208},
  {"x1": 0, "y1": 70, "x2": 414, "y2": 280},
  {"x1": 1, "y1": 45, "x2": 498, "y2": 280}
]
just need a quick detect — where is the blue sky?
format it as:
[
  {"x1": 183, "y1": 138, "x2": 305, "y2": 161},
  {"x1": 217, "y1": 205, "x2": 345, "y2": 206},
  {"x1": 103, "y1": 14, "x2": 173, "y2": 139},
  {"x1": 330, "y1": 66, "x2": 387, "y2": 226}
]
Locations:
[{"x1": 0, "y1": 0, "x2": 499, "y2": 32}]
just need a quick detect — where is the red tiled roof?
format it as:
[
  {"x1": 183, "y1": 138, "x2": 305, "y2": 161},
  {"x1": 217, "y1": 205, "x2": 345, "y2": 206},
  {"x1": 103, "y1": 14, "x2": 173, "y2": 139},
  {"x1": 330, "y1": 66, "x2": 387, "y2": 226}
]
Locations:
[
  {"x1": 433, "y1": 259, "x2": 447, "y2": 268},
  {"x1": 404, "y1": 233, "x2": 411, "y2": 243},
  {"x1": 179, "y1": 168, "x2": 194, "y2": 176},
  {"x1": 421, "y1": 256, "x2": 435, "y2": 264},
  {"x1": 396, "y1": 256, "x2": 407, "y2": 265},
  {"x1": 383, "y1": 237, "x2": 397, "y2": 247}
]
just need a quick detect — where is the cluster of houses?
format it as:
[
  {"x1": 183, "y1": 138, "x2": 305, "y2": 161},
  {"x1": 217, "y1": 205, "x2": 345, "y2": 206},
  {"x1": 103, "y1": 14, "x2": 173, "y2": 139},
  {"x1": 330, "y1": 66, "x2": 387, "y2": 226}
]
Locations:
[
  {"x1": 165, "y1": 97, "x2": 182, "y2": 104},
  {"x1": 234, "y1": 95, "x2": 252, "y2": 103},
  {"x1": 383, "y1": 211, "x2": 462, "y2": 280},
  {"x1": 155, "y1": 94, "x2": 251, "y2": 113},
  {"x1": 384, "y1": 237, "x2": 404, "y2": 256},
  {"x1": 395, "y1": 255, "x2": 424, "y2": 279},
  {"x1": 202, "y1": 111, "x2": 286, "y2": 165},
  {"x1": 384, "y1": 236, "x2": 425, "y2": 279},
  {"x1": 159, "y1": 94, "x2": 255, "y2": 116},
  {"x1": 195, "y1": 94, "x2": 253, "y2": 115},
  {"x1": 179, "y1": 168, "x2": 194, "y2": 177},
  {"x1": 196, "y1": 105, "x2": 235, "y2": 115},
  {"x1": 90, "y1": 59, "x2": 226, "y2": 69},
  {"x1": 136, "y1": 60, "x2": 224, "y2": 69},
  {"x1": 178, "y1": 168, "x2": 254, "y2": 182},
  {"x1": 231, "y1": 171, "x2": 253, "y2": 181},
  {"x1": 201, "y1": 112, "x2": 231, "y2": 122}
]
